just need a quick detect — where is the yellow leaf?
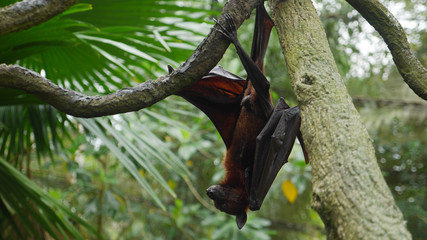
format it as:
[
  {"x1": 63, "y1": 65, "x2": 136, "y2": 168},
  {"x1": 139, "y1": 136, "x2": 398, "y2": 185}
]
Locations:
[
  {"x1": 139, "y1": 169, "x2": 145, "y2": 178},
  {"x1": 168, "y1": 179, "x2": 177, "y2": 191},
  {"x1": 186, "y1": 160, "x2": 193, "y2": 167},
  {"x1": 282, "y1": 179, "x2": 298, "y2": 203},
  {"x1": 165, "y1": 136, "x2": 172, "y2": 142},
  {"x1": 114, "y1": 193, "x2": 125, "y2": 205}
]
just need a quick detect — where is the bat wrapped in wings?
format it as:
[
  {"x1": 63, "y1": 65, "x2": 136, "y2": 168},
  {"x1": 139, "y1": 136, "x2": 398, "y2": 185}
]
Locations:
[{"x1": 174, "y1": 5, "x2": 309, "y2": 229}]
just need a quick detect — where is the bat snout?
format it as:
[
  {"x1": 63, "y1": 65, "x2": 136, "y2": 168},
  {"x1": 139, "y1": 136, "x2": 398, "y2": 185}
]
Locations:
[{"x1": 206, "y1": 185, "x2": 224, "y2": 200}]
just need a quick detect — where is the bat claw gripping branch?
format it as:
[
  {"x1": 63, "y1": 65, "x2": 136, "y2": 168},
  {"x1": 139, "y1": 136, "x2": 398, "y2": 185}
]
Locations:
[{"x1": 213, "y1": 14, "x2": 238, "y2": 44}]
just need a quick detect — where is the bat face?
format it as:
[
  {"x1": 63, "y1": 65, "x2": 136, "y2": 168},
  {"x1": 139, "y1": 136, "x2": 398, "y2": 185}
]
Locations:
[
  {"x1": 206, "y1": 185, "x2": 248, "y2": 216},
  {"x1": 206, "y1": 183, "x2": 248, "y2": 229}
]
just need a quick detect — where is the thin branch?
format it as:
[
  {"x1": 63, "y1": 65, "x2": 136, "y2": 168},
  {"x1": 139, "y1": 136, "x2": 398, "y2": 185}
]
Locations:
[
  {"x1": 353, "y1": 96, "x2": 427, "y2": 108},
  {"x1": 183, "y1": 177, "x2": 217, "y2": 212},
  {"x1": 0, "y1": 0, "x2": 77, "y2": 37},
  {"x1": 346, "y1": 0, "x2": 427, "y2": 101},
  {"x1": 0, "y1": 0, "x2": 263, "y2": 118}
]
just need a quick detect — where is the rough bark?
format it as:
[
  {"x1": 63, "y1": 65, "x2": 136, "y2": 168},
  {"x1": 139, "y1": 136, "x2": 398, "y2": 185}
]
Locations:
[
  {"x1": 0, "y1": 0, "x2": 263, "y2": 117},
  {"x1": 346, "y1": 0, "x2": 427, "y2": 101},
  {"x1": 267, "y1": 0, "x2": 411, "y2": 239},
  {"x1": 0, "y1": 0, "x2": 77, "y2": 37}
]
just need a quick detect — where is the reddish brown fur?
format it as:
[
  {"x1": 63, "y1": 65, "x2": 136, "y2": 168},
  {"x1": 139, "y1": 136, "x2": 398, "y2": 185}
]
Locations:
[
  {"x1": 215, "y1": 81, "x2": 271, "y2": 215},
  {"x1": 200, "y1": 7, "x2": 275, "y2": 226}
]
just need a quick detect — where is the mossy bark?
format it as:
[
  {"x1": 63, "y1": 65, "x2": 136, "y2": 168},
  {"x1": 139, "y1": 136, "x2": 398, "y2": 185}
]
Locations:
[{"x1": 268, "y1": 0, "x2": 411, "y2": 239}]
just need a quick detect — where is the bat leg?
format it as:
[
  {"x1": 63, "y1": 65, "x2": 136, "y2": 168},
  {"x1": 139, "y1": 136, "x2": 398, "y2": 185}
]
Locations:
[
  {"x1": 248, "y1": 98, "x2": 302, "y2": 210},
  {"x1": 215, "y1": 13, "x2": 273, "y2": 118}
]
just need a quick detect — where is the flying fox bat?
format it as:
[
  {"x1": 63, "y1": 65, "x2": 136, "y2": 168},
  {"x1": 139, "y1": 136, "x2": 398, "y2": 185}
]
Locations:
[{"x1": 174, "y1": 6, "x2": 309, "y2": 229}]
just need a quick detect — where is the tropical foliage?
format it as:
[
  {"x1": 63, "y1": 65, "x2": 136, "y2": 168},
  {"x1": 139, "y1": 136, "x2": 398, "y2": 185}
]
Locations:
[{"x1": 0, "y1": 0, "x2": 425, "y2": 239}]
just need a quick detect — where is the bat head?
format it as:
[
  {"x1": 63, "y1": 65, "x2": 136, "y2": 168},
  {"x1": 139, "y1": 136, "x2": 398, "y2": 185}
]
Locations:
[{"x1": 206, "y1": 185, "x2": 248, "y2": 228}]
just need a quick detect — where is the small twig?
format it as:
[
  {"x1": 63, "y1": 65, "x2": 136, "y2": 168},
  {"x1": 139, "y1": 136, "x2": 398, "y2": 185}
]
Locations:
[{"x1": 352, "y1": 96, "x2": 427, "y2": 108}]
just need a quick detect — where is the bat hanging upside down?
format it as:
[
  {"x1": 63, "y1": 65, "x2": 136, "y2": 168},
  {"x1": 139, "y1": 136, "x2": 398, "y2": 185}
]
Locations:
[{"x1": 172, "y1": 5, "x2": 309, "y2": 229}]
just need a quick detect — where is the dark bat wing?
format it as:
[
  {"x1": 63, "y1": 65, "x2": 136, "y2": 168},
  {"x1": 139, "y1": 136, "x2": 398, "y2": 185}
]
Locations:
[
  {"x1": 249, "y1": 98, "x2": 302, "y2": 210},
  {"x1": 251, "y1": 5, "x2": 274, "y2": 70},
  {"x1": 176, "y1": 66, "x2": 245, "y2": 148},
  {"x1": 297, "y1": 131, "x2": 310, "y2": 164}
]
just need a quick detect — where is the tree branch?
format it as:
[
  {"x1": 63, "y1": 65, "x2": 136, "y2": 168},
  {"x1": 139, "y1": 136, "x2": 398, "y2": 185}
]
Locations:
[
  {"x1": 346, "y1": 0, "x2": 427, "y2": 101},
  {"x1": 353, "y1": 96, "x2": 427, "y2": 108},
  {"x1": 0, "y1": 0, "x2": 263, "y2": 118},
  {"x1": 0, "y1": 0, "x2": 77, "y2": 37}
]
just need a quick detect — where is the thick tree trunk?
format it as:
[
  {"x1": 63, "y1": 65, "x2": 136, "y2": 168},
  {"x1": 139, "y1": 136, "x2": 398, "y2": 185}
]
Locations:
[{"x1": 267, "y1": 0, "x2": 411, "y2": 239}]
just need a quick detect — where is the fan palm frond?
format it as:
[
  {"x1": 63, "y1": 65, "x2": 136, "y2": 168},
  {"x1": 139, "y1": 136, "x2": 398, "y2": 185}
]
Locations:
[
  {"x1": 0, "y1": 0, "x2": 215, "y2": 166},
  {"x1": 0, "y1": 0, "x2": 216, "y2": 235}
]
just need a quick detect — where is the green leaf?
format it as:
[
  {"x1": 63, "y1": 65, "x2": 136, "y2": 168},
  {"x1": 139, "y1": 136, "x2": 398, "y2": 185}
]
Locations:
[
  {"x1": 78, "y1": 118, "x2": 167, "y2": 211},
  {"x1": 76, "y1": 34, "x2": 158, "y2": 62},
  {"x1": 60, "y1": 3, "x2": 93, "y2": 16},
  {"x1": 0, "y1": 158, "x2": 101, "y2": 239}
]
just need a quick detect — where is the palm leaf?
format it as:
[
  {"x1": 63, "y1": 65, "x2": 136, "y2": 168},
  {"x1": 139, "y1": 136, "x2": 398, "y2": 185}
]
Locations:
[
  {"x1": 76, "y1": 111, "x2": 194, "y2": 210},
  {"x1": 0, "y1": 1, "x2": 215, "y2": 94},
  {"x1": 0, "y1": 158, "x2": 101, "y2": 239},
  {"x1": 0, "y1": 105, "x2": 69, "y2": 164},
  {"x1": 78, "y1": 118, "x2": 165, "y2": 210},
  {"x1": 0, "y1": 0, "x2": 215, "y2": 236},
  {"x1": 0, "y1": 0, "x2": 215, "y2": 162}
]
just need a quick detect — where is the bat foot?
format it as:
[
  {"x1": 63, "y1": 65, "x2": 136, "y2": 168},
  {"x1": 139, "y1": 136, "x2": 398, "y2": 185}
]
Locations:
[{"x1": 213, "y1": 14, "x2": 238, "y2": 44}]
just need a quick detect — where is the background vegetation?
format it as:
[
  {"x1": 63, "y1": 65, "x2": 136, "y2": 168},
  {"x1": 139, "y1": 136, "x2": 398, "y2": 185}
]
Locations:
[{"x1": 0, "y1": 0, "x2": 425, "y2": 239}]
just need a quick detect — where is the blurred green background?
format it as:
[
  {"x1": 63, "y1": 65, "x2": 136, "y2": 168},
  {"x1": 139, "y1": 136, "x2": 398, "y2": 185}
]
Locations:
[{"x1": 0, "y1": 0, "x2": 425, "y2": 239}]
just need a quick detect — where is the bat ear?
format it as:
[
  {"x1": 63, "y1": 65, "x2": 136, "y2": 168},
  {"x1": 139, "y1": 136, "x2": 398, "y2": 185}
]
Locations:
[{"x1": 236, "y1": 212, "x2": 247, "y2": 229}]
